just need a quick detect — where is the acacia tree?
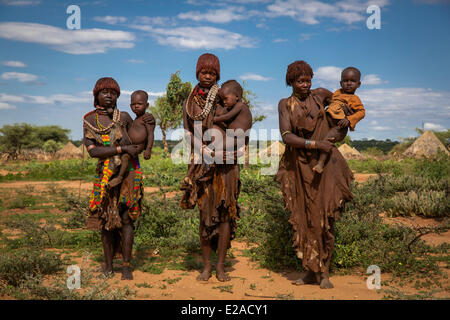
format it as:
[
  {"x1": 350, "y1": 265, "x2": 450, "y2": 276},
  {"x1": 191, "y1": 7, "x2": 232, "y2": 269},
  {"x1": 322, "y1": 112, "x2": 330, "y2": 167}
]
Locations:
[
  {"x1": 0, "y1": 123, "x2": 69, "y2": 159},
  {"x1": 150, "y1": 71, "x2": 192, "y2": 154},
  {"x1": 241, "y1": 80, "x2": 266, "y2": 166}
]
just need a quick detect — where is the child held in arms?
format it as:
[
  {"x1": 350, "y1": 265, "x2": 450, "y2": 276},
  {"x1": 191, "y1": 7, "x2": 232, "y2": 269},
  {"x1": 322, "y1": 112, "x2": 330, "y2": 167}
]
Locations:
[
  {"x1": 108, "y1": 90, "x2": 155, "y2": 187},
  {"x1": 212, "y1": 79, "x2": 252, "y2": 163},
  {"x1": 188, "y1": 80, "x2": 252, "y2": 181},
  {"x1": 313, "y1": 67, "x2": 365, "y2": 174},
  {"x1": 214, "y1": 80, "x2": 252, "y2": 131}
]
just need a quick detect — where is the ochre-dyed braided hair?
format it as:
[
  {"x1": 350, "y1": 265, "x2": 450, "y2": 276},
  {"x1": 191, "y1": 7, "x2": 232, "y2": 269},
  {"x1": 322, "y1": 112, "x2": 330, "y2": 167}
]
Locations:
[
  {"x1": 93, "y1": 77, "x2": 121, "y2": 107},
  {"x1": 285, "y1": 60, "x2": 314, "y2": 87},
  {"x1": 196, "y1": 53, "x2": 220, "y2": 81}
]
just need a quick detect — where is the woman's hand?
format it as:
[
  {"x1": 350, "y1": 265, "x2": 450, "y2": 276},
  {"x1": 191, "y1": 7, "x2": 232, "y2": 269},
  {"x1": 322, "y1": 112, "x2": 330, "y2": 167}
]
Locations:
[
  {"x1": 121, "y1": 145, "x2": 139, "y2": 158},
  {"x1": 142, "y1": 113, "x2": 156, "y2": 126},
  {"x1": 315, "y1": 138, "x2": 335, "y2": 153}
]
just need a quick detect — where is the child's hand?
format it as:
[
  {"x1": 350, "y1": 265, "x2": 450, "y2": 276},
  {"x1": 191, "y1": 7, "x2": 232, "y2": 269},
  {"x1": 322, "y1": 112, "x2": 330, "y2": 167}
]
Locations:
[
  {"x1": 144, "y1": 150, "x2": 151, "y2": 160},
  {"x1": 337, "y1": 118, "x2": 350, "y2": 129}
]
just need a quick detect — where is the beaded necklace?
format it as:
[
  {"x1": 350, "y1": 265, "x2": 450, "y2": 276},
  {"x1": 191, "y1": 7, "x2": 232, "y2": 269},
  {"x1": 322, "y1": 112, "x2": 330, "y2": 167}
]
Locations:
[
  {"x1": 83, "y1": 108, "x2": 120, "y2": 136},
  {"x1": 186, "y1": 84, "x2": 219, "y2": 121}
]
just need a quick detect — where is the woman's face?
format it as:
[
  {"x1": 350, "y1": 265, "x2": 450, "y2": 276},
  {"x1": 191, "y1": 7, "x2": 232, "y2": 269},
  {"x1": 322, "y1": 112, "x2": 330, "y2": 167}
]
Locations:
[
  {"x1": 198, "y1": 68, "x2": 217, "y2": 89},
  {"x1": 292, "y1": 75, "x2": 312, "y2": 97},
  {"x1": 97, "y1": 88, "x2": 118, "y2": 108}
]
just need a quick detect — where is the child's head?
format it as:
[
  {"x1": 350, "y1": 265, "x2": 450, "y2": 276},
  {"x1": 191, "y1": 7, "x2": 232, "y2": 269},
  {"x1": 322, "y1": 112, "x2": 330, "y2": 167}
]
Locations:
[
  {"x1": 219, "y1": 80, "x2": 243, "y2": 108},
  {"x1": 340, "y1": 67, "x2": 361, "y2": 94},
  {"x1": 130, "y1": 90, "x2": 149, "y2": 116}
]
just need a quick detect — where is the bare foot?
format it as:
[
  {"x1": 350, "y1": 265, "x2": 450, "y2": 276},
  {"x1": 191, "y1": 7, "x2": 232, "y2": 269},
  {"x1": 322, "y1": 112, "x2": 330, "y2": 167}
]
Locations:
[
  {"x1": 216, "y1": 267, "x2": 231, "y2": 282},
  {"x1": 121, "y1": 266, "x2": 133, "y2": 280},
  {"x1": 312, "y1": 163, "x2": 324, "y2": 174},
  {"x1": 108, "y1": 176, "x2": 123, "y2": 188},
  {"x1": 292, "y1": 271, "x2": 318, "y2": 285},
  {"x1": 319, "y1": 277, "x2": 334, "y2": 289},
  {"x1": 102, "y1": 265, "x2": 114, "y2": 278},
  {"x1": 196, "y1": 268, "x2": 212, "y2": 281}
]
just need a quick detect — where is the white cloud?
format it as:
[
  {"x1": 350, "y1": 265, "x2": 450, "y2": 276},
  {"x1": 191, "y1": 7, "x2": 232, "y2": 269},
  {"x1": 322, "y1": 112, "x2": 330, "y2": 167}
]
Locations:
[
  {"x1": 358, "y1": 88, "x2": 450, "y2": 120},
  {"x1": 273, "y1": 38, "x2": 288, "y2": 43},
  {"x1": 1, "y1": 60, "x2": 27, "y2": 67},
  {"x1": 0, "y1": 22, "x2": 136, "y2": 54},
  {"x1": 121, "y1": 90, "x2": 165, "y2": 98},
  {"x1": 0, "y1": 93, "x2": 25, "y2": 103},
  {"x1": 0, "y1": 102, "x2": 16, "y2": 110},
  {"x1": 314, "y1": 66, "x2": 387, "y2": 88},
  {"x1": 362, "y1": 74, "x2": 387, "y2": 85},
  {"x1": 25, "y1": 93, "x2": 91, "y2": 105},
  {"x1": 240, "y1": 73, "x2": 273, "y2": 81},
  {"x1": 93, "y1": 16, "x2": 127, "y2": 25},
  {"x1": 266, "y1": 0, "x2": 389, "y2": 25},
  {"x1": 135, "y1": 16, "x2": 175, "y2": 26},
  {"x1": 178, "y1": 6, "x2": 249, "y2": 23},
  {"x1": 299, "y1": 33, "x2": 312, "y2": 41},
  {"x1": 424, "y1": 122, "x2": 446, "y2": 131},
  {"x1": 127, "y1": 59, "x2": 145, "y2": 64},
  {"x1": 131, "y1": 25, "x2": 256, "y2": 50},
  {"x1": 314, "y1": 66, "x2": 342, "y2": 88},
  {"x1": 1, "y1": 71, "x2": 38, "y2": 82},
  {"x1": 373, "y1": 126, "x2": 389, "y2": 131},
  {"x1": 0, "y1": 0, "x2": 40, "y2": 6}
]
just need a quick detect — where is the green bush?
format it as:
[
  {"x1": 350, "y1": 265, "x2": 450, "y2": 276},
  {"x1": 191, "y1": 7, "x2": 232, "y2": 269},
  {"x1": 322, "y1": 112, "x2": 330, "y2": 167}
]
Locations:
[
  {"x1": 134, "y1": 195, "x2": 199, "y2": 253},
  {"x1": 0, "y1": 249, "x2": 64, "y2": 287},
  {"x1": 383, "y1": 190, "x2": 449, "y2": 217}
]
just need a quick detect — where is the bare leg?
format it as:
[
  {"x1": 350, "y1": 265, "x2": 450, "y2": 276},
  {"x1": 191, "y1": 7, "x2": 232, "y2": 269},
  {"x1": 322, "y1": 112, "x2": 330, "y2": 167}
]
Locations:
[
  {"x1": 109, "y1": 154, "x2": 131, "y2": 188},
  {"x1": 319, "y1": 218, "x2": 335, "y2": 289},
  {"x1": 101, "y1": 229, "x2": 114, "y2": 276},
  {"x1": 313, "y1": 126, "x2": 347, "y2": 174},
  {"x1": 121, "y1": 210, "x2": 134, "y2": 280},
  {"x1": 292, "y1": 270, "x2": 318, "y2": 285},
  {"x1": 216, "y1": 221, "x2": 231, "y2": 282},
  {"x1": 181, "y1": 163, "x2": 195, "y2": 190},
  {"x1": 197, "y1": 223, "x2": 212, "y2": 281},
  {"x1": 313, "y1": 152, "x2": 327, "y2": 174}
]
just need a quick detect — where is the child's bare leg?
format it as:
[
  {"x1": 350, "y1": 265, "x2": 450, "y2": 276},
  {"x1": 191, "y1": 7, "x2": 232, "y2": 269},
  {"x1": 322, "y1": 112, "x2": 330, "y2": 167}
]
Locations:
[
  {"x1": 109, "y1": 154, "x2": 131, "y2": 187},
  {"x1": 313, "y1": 126, "x2": 347, "y2": 174}
]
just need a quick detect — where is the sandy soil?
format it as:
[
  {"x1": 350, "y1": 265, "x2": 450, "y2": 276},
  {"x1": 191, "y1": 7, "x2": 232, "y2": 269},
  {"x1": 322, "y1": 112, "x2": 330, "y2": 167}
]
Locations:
[{"x1": 0, "y1": 175, "x2": 448, "y2": 300}]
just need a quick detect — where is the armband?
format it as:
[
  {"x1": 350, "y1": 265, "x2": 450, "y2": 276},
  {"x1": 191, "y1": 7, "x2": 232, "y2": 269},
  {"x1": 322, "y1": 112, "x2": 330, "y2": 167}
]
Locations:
[
  {"x1": 86, "y1": 145, "x2": 96, "y2": 151},
  {"x1": 281, "y1": 131, "x2": 292, "y2": 137}
]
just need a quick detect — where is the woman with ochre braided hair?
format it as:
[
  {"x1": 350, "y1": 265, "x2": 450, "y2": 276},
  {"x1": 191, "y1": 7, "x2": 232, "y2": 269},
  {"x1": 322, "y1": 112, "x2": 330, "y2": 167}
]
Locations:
[
  {"x1": 82, "y1": 77, "x2": 155, "y2": 280},
  {"x1": 181, "y1": 53, "x2": 252, "y2": 282},
  {"x1": 276, "y1": 61, "x2": 353, "y2": 289}
]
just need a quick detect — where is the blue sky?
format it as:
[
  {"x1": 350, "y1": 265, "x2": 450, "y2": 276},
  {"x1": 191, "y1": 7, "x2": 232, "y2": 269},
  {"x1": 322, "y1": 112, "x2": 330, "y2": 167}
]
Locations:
[{"x1": 0, "y1": 0, "x2": 449, "y2": 141}]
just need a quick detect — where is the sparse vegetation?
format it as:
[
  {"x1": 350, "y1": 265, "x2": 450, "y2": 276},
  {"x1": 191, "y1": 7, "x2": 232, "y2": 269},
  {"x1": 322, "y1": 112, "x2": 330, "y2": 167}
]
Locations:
[{"x1": 0, "y1": 150, "x2": 448, "y2": 300}]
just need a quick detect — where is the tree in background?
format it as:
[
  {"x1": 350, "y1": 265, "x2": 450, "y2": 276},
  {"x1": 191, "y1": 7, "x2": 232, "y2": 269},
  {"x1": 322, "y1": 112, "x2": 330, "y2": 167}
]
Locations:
[
  {"x1": 242, "y1": 80, "x2": 266, "y2": 125},
  {"x1": 241, "y1": 80, "x2": 266, "y2": 167},
  {"x1": 150, "y1": 71, "x2": 192, "y2": 154},
  {"x1": 34, "y1": 125, "x2": 70, "y2": 145},
  {"x1": 0, "y1": 123, "x2": 70, "y2": 159}
]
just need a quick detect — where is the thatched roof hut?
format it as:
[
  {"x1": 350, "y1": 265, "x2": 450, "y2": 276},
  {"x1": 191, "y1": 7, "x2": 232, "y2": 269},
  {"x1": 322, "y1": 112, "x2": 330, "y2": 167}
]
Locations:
[
  {"x1": 338, "y1": 143, "x2": 364, "y2": 160},
  {"x1": 403, "y1": 131, "x2": 449, "y2": 158},
  {"x1": 55, "y1": 142, "x2": 83, "y2": 159}
]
